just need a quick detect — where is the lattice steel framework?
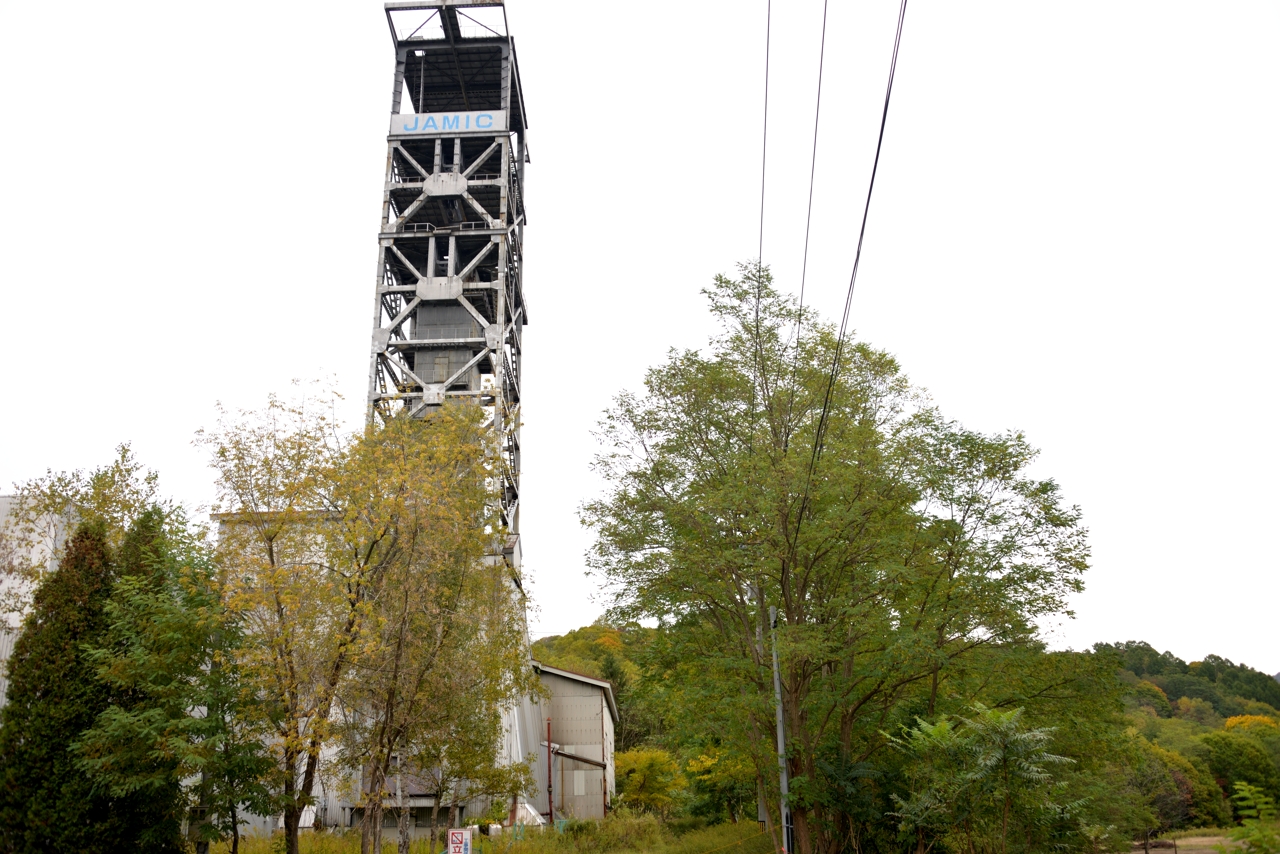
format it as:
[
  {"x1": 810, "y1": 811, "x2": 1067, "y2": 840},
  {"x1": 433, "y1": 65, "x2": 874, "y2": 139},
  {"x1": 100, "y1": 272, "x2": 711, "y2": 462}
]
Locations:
[{"x1": 369, "y1": 0, "x2": 528, "y2": 537}]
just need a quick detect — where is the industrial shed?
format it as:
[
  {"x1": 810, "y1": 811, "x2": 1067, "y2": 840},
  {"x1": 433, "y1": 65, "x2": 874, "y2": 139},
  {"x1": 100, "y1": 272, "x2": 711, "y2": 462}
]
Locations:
[{"x1": 527, "y1": 662, "x2": 619, "y2": 821}]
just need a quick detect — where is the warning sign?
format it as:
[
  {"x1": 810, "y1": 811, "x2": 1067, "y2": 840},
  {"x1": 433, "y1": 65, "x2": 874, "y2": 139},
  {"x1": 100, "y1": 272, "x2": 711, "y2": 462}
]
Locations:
[{"x1": 448, "y1": 828, "x2": 471, "y2": 854}]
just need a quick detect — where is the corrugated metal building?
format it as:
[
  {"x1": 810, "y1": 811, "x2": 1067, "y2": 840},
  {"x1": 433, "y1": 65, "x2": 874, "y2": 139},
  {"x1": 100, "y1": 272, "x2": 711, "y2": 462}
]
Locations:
[{"x1": 527, "y1": 662, "x2": 619, "y2": 821}]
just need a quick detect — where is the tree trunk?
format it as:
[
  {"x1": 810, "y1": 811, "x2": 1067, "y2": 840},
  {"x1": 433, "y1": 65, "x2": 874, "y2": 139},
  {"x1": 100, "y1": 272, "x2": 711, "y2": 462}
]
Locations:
[
  {"x1": 1002, "y1": 792, "x2": 1010, "y2": 854},
  {"x1": 363, "y1": 760, "x2": 389, "y2": 854},
  {"x1": 231, "y1": 804, "x2": 240, "y2": 854},
  {"x1": 792, "y1": 803, "x2": 813, "y2": 854},
  {"x1": 398, "y1": 770, "x2": 412, "y2": 854},
  {"x1": 283, "y1": 802, "x2": 302, "y2": 854},
  {"x1": 429, "y1": 794, "x2": 442, "y2": 854},
  {"x1": 361, "y1": 763, "x2": 376, "y2": 854}
]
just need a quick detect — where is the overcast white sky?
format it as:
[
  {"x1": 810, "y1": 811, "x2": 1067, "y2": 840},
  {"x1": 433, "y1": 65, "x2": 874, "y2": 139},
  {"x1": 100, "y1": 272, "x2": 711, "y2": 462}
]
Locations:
[{"x1": 0, "y1": 2, "x2": 1275, "y2": 673}]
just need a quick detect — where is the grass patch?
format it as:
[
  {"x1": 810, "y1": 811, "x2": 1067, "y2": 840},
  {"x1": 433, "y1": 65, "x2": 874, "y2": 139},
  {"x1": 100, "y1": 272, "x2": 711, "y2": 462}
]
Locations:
[
  {"x1": 1158, "y1": 827, "x2": 1233, "y2": 840},
  {"x1": 212, "y1": 817, "x2": 773, "y2": 854}
]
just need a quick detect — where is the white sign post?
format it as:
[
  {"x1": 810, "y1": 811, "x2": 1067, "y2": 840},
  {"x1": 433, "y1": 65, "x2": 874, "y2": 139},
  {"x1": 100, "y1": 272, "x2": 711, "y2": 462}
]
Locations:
[{"x1": 448, "y1": 828, "x2": 471, "y2": 854}]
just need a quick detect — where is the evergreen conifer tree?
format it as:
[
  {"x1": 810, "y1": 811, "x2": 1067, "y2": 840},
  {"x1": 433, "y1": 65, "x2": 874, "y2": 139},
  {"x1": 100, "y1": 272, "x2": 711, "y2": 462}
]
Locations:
[
  {"x1": 0, "y1": 523, "x2": 127, "y2": 852},
  {"x1": 0, "y1": 518, "x2": 184, "y2": 853}
]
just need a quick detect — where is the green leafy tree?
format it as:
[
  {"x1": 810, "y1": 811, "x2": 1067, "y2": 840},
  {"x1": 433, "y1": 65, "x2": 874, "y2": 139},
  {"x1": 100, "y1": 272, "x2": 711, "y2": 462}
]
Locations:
[
  {"x1": 0, "y1": 445, "x2": 161, "y2": 619},
  {"x1": 201, "y1": 388, "x2": 365, "y2": 854},
  {"x1": 685, "y1": 745, "x2": 757, "y2": 822},
  {"x1": 1093, "y1": 641, "x2": 1188, "y2": 679},
  {"x1": 75, "y1": 507, "x2": 273, "y2": 854},
  {"x1": 583, "y1": 264, "x2": 1088, "y2": 854},
  {"x1": 326, "y1": 406, "x2": 537, "y2": 854},
  {"x1": 1142, "y1": 742, "x2": 1231, "y2": 829},
  {"x1": 1131, "y1": 681, "x2": 1173, "y2": 717},
  {"x1": 1175, "y1": 697, "x2": 1223, "y2": 728},
  {"x1": 1158, "y1": 675, "x2": 1234, "y2": 717},
  {"x1": 1197, "y1": 657, "x2": 1280, "y2": 710},
  {"x1": 0, "y1": 523, "x2": 180, "y2": 853}
]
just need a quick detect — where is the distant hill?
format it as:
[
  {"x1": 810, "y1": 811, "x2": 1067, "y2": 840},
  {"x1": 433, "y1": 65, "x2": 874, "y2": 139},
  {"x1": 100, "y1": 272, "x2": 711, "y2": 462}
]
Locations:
[
  {"x1": 1094, "y1": 641, "x2": 1280, "y2": 715},
  {"x1": 531, "y1": 622, "x2": 654, "y2": 681}
]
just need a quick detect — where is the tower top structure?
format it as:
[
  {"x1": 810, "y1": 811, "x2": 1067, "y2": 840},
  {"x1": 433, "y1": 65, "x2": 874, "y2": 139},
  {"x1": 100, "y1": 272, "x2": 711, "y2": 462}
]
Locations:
[{"x1": 382, "y1": 0, "x2": 529, "y2": 135}]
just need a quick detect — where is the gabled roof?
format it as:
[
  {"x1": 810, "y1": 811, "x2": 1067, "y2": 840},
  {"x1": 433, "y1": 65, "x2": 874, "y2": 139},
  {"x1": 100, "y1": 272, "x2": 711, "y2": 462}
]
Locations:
[{"x1": 531, "y1": 660, "x2": 619, "y2": 723}]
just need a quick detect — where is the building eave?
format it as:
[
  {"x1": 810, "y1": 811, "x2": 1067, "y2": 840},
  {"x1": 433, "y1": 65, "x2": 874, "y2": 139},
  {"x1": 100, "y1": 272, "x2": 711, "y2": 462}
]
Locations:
[{"x1": 531, "y1": 659, "x2": 619, "y2": 723}]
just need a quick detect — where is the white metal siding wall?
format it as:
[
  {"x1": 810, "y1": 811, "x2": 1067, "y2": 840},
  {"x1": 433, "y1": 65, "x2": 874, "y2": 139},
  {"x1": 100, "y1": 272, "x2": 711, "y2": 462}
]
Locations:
[
  {"x1": 0, "y1": 628, "x2": 17, "y2": 710},
  {"x1": 602, "y1": 695, "x2": 615, "y2": 800}
]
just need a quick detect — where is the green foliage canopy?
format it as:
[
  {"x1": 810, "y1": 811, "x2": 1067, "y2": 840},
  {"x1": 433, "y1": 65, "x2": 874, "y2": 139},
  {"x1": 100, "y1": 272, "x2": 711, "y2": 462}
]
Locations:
[{"x1": 582, "y1": 265, "x2": 1090, "y2": 854}]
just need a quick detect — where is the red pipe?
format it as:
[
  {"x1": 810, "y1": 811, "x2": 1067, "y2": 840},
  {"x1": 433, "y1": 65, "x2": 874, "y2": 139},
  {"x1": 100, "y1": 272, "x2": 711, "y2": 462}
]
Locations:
[{"x1": 546, "y1": 718, "x2": 553, "y2": 820}]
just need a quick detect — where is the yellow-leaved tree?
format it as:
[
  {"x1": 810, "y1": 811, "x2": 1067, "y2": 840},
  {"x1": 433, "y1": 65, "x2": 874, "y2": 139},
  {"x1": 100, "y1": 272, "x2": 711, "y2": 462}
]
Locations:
[
  {"x1": 330, "y1": 408, "x2": 536, "y2": 854},
  {"x1": 203, "y1": 389, "x2": 534, "y2": 854}
]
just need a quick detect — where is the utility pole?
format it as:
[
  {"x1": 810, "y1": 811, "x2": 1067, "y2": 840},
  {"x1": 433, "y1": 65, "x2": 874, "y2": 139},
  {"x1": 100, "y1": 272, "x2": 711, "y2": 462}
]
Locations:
[{"x1": 770, "y1": 607, "x2": 792, "y2": 854}]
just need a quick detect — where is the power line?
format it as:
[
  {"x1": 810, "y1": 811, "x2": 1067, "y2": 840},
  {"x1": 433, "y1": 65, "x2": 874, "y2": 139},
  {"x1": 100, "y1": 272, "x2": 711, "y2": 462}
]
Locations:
[
  {"x1": 757, "y1": 0, "x2": 772, "y2": 265},
  {"x1": 785, "y1": 0, "x2": 831, "y2": 441},
  {"x1": 750, "y1": 0, "x2": 774, "y2": 444},
  {"x1": 793, "y1": 0, "x2": 830, "y2": 353},
  {"x1": 788, "y1": 0, "x2": 910, "y2": 558},
  {"x1": 811, "y1": 0, "x2": 909, "y2": 467}
]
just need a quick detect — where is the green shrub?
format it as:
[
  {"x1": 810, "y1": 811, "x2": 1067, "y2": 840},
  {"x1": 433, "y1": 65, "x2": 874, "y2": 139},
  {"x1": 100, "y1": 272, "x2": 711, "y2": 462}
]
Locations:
[{"x1": 615, "y1": 749, "x2": 686, "y2": 816}]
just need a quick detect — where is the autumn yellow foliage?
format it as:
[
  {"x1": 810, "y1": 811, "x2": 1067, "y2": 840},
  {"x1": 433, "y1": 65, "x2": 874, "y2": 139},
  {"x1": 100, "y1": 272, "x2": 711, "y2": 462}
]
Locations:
[{"x1": 1225, "y1": 714, "x2": 1280, "y2": 732}]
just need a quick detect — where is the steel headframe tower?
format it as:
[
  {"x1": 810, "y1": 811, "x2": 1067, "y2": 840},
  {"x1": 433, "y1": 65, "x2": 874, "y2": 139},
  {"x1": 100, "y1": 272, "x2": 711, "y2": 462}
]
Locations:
[{"x1": 370, "y1": 0, "x2": 528, "y2": 544}]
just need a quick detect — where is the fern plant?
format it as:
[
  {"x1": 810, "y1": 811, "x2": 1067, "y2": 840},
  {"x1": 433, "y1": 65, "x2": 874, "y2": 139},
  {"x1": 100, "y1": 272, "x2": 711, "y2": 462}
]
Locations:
[{"x1": 1217, "y1": 783, "x2": 1280, "y2": 854}]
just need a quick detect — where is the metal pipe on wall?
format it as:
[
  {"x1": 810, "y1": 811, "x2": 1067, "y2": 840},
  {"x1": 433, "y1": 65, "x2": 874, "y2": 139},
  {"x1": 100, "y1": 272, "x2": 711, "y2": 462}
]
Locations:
[{"x1": 546, "y1": 718, "x2": 553, "y2": 819}]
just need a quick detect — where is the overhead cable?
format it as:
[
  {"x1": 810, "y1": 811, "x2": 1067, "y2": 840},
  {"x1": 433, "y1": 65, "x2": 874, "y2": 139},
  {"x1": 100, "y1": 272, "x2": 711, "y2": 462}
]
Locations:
[
  {"x1": 786, "y1": 0, "x2": 910, "y2": 564},
  {"x1": 758, "y1": 0, "x2": 773, "y2": 264},
  {"x1": 793, "y1": 0, "x2": 831, "y2": 353},
  {"x1": 810, "y1": 0, "x2": 909, "y2": 468}
]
